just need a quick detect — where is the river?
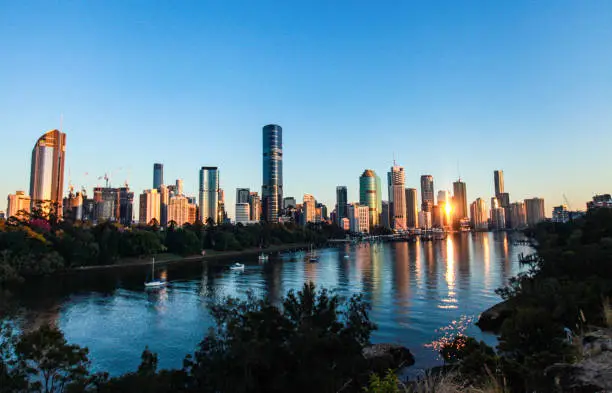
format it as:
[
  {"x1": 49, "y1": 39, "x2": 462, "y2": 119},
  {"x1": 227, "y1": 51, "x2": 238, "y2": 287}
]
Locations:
[{"x1": 6, "y1": 232, "x2": 530, "y2": 376}]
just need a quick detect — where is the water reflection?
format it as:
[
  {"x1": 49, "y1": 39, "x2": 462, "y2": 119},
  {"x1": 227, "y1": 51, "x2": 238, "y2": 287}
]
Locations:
[{"x1": 6, "y1": 234, "x2": 531, "y2": 375}]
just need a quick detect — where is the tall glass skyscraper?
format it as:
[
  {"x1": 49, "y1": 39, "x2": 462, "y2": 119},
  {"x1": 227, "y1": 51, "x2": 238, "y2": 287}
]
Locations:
[
  {"x1": 359, "y1": 169, "x2": 382, "y2": 229},
  {"x1": 494, "y1": 170, "x2": 504, "y2": 197},
  {"x1": 262, "y1": 124, "x2": 283, "y2": 222},
  {"x1": 30, "y1": 129, "x2": 66, "y2": 216},
  {"x1": 153, "y1": 163, "x2": 164, "y2": 189},
  {"x1": 199, "y1": 166, "x2": 219, "y2": 224},
  {"x1": 453, "y1": 179, "x2": 468, "y2": 221},
  {"x1": 388, "y1": 165, "x2": 406, "y2": 230},
  {"x1": 336, "y1": 186, "x2": 348, "y2": 225},
  {"x1": 405, "y1": 188, "x2": 419, "y2": 228},
  {"x1": 420, "y1": 175, "x2": 434, "y2": 212}
]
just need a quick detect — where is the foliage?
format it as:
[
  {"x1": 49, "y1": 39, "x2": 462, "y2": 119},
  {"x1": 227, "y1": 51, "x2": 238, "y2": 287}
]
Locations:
[
  {"x1": 440, "y1": 336, "x2": 498, "y2": 385},
  {"x1": 364, "y1": 370, "x2": 401, "y2": 393}
]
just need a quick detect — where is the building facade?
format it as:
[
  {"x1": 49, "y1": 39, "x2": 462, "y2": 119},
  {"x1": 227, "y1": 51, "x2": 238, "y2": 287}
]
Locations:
[
  {"x1": 7, "y1": 191, "x2": 31, "y2": 219},
  {"x1": 453, "y1": 180, "x2": 468, "y2": 225},
  {"x1": 236, "y1": 188, "x2": 250, "y2": 204},
  {"x1": 199, "y1": 166, "x2": 219, "y2": 224},
  {"x1": 283, "y1": 197, "x2": 296, "y2": 210},
  {"x1": 418, "y1": 210, "x2": 432, "y2": 229},
  {"x1": 336, "y1": 186, "x2": 348, "y2": 226},
  {"x1": 525, "y1": 197, "x2": 546, "y2": 226},
  {"x1": 139, "y1": 189, "x2": 161, "y2": 225},
  {"x1": 249, "y1": 192, "x2": 261, "y2": 221},
  {"x1": 381, "y1": 201, "x2": 390, "y2": 229},
  {"x1": 153, "y1": 163, "x2": 163, "y2": 189},
  {"x1": 388, "y1": 165, "x2": 406, "y2": 230},
  {"x1": 348, "y1": 203, "x2": 369, "y2": 233},
  {"x1": 494, "y1": 170, "x2": 504, "y2": 196},
  {"x1": 359, "y1": 169, "x2": 382, "y2": 229},
  {"x1": 405, "y1": 188, "x2": 419, "y2": 228},
  {"x1": 29, "y1": 129, "x2": 66, "y2": 216},
  {"x1": 552, "y1": 205, "x2": 570, "y2": 223},
  {"x1": 235, "y1": 203, "x2": 251, "y2": 224},
  {"x1": 167, "y1": 194, "x2": 194, "y2": 227},
  {"x1": 470, "y1": 198, "x2": 488, "y2": 231},
  {"x1": 262, "y1": 124, "x2": 283, "y2": 222},
  {"x1": 508, "y1": 202, "x2": 527, "y2": 229},
  {"x1": 420, "y1": 175, "x2": 434, "y2": 212},
  {"x1": 491, "y1": 207, "x2": 506, "y2": 230},
  {"x1": 303, "y1": 194, "x2": 316, "y2": 224}
]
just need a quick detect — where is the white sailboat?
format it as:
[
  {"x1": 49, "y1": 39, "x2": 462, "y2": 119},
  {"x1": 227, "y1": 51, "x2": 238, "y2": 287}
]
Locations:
[
  {"x1": 144, "y1": 257, "x2": 167, "y2": 288},
  {"x1": 258, "y1": 252, "x2": 269, "y2": 262},
  {"x1": 308, "y1": 244, "x2": 319, "y2": 263}
]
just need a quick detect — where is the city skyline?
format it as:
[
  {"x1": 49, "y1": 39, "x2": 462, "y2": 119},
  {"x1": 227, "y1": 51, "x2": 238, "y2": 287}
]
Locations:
[{"x1": 2, "y1": 2, "x2": 612, "y2": 216}]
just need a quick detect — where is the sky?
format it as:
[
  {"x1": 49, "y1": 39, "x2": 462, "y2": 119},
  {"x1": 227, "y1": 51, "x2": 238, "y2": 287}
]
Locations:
[{"x1": 2, "y1": 0, "x2": 612, "y2": 219}]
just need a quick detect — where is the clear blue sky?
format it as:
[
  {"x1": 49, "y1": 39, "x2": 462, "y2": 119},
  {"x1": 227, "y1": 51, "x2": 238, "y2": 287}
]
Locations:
[{"x1": 2, "y1": 0, "x2": 612, "y2": 218}]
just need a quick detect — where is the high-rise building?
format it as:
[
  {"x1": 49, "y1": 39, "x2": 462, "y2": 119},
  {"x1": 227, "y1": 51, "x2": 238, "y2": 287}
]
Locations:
[
  {"x1": 388, "y1": 165, "x2": 407, "y2": 230},
  {"x1": 199, "y1": 167, "x2": 219, "y2": 224},
  {"x1": 552, "y1": 205, "x2": 570, "y2": 223},
  {"x1": 490, "y1": 207, "x2": 506, "y2": 230},
  {"x1": 283, "y1": 197, "x2": 296, "y2": 210},
  {"x1": 437, "y1": 190, "x2": 450, "y2": 205},
  {"x1": 159, "y1": 184, "x2": 169, "y2": 227},
  {"x1": 420, "y1": 175, "x2": 434, "y2": 212},
  {"x1": 508, "y1": 202, "x2": 527, "y2": 229},
  {"x1": 405, "y1": 188, "x2": 419, "y2": 228},
  {"x1": 587, "y1": 194, "x2": 612, "y2": 210},
  {"x1": 336, "y1": 186, "x2": 348, "y2": 226},
  {"x1": 348, "y1": 203, "x2": 369, "y2": 233},
  {"x1": 494, "y1": 170, "x2": 504, "y2": 197},
  {"x1": 303, "y1": 194, "x2": 316, "y2": 224},
  {"x1": 262, "y1": 124, "x2": 283, "y2": 223},
  {"x1": 418, "y1": 210, "x2": 432, "y2": 229},
  {"x1": 359, "y1": 169, "x2": 382, "y2": 229},
  {"x1": 139, "y1": 189, "x2": 161, "y2": 225},
  {"x1": 176, "y1": 179, "x2": 184, "y2": 196},
  {"x1": 7, "y1": 191, "x2": 31, "y2": 219},
  {"x1": 470, "y1": 198, "x2": 488, "y2": 231},
  {"x1": 63, "y1": 189, "x2": 84, "y2": 221},
  {"x1": 453, "y1": 179, "x2": 468, "y2": 224},
  {"x1": 217, "y1": 189, "x2": 227, "y2": 224},
  {"x1": 249, "y1": 192, "x2": 261, "y2": 221},
  {"x1": 236, "y1": 188, "x2": 250, "y2": 204},
  {"x1": 497, "y1": 192, "x2": 510, "y2": 208},
  {"x1": 168, "y1": 194, "x2": 194, "y2": 227},
  {"x1": 525, "y1": 197, "x2": 546, "y2": 226},
  {"x1": 153, "y1": 163, "x2": 163, "y2": 189},
  {"x1": 118, "y1": 186, "x2": 134, "y2": 226},
  {"x1": 29, "y1": 130, "x2": 66, "y2": 216},
  {"x1": 381, "y1": 201, "x2": 390, "y2": 229}
]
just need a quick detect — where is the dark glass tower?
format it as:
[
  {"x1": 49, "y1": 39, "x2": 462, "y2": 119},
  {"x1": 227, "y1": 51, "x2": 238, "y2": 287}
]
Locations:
[
  {"x1": 153, "y1": 163, "x2": 163, "y2": 189},
  {"x1": 262, "y1": 124, "x2": 283, "y2": 222},
  {"x1": 336, "y1": 186, "x2": 348, "y2": 225}
]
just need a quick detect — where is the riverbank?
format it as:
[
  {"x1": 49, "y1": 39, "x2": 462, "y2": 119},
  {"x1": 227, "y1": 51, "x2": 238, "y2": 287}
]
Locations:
[{"x1": 71, "y1": 242, "x2": 312, "y2": 271}]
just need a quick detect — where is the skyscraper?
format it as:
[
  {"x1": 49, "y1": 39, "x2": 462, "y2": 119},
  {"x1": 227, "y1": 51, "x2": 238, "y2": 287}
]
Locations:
[
  {"x1": 118, "y1": 186, "x2": 134, "y2": 226},
  {"x1": 249, "y1": 192, "x2": 261, "y2": 221},
  {"x1": 525, "y1": 197, "x2": 546, "y2": 226},
  {"x1": 420, "y1": 175, "x2": 434, "y2": 212},
  {"x1": 153, "y1": 163, "x2": 164, "y2": 189},
  {"x1": 388, "y1": 165, "x2": 407, "y2": 230},
  {"x1": 236, "y1": 188, "x2": 250, "y2": 204},
  {"x1": 176, "y1": 179, "x2": 184, "y2": 196},
  {"x1": 508, "y1": 202, "x2": 527, "y2": 229},
  {"x1": 159, "y1": 184, "x2": 169, "y2": 227},
  {"x1": 199, "y1": 167, "x2": 219, "y2": 224},
  {"x1": 7, "y1": 191, "x2": 31, "y2": 219},
  {"x1": 283, "y1": 197, "x2": 297, "y2": 210},
  {"x1": 336, "y1": 186, "x2": 348, "y2": 225},
  {"x1": 470, "y1": 198, "x2": 488, "y2": 231},
  {"x1": 303, "y1": 194, "x2": 316, "y2": 224},
  {"x1": 29, "y1": 129, "x2": 66, "y2": 216},
  {"x1": 453, "y1": 179, "x2": 468, "y2": 222},
  {"x1": 359, "y1": 169, "x2": 382, "y2": 229},
  {"x1": 140, "y1": 189, "x2": 160, "y2": 225},
  {"x1": 494, "y1": 170, "x2": 504, "y2": 197},
  {"x1": 405, "y1": 188, "x2": 419, "y2": 228},
  {"x1": 262, "y1": 124, "x2": 283, "y2": 223}
]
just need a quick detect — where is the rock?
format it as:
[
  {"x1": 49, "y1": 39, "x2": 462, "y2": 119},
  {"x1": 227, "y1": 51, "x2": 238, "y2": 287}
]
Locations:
[
  {"x1": 546, "y1": 329, "x2": 612, "y2": 392},
  {"x1": 363, "y1": 343, "x2": 415, "y2": 373},
  {"x1": 476, "y1": 300, "x2": 514, "y2": 332}
]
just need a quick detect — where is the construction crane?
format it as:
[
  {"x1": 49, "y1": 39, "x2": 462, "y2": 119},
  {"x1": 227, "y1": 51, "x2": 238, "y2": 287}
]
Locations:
[{"x1": 563, "y1": 194, "x2": 572, "y2": 211}]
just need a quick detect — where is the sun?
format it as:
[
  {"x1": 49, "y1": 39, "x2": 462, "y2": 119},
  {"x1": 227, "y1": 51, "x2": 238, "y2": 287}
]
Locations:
[{"x1": 444, "y1": 203, "x2": 452, "y2": 216}]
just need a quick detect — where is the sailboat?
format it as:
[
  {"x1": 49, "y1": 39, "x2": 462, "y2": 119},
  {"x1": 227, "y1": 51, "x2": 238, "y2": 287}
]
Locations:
[
  {"x1": 308, "y1": 244, "x2": 319, "y2": 263},
  {"x1": 258, "y1": 252, "x2": 269, "y2": 262},
  {"x1": 144, "y1": 257, "x2": 167, "y2": 288}
]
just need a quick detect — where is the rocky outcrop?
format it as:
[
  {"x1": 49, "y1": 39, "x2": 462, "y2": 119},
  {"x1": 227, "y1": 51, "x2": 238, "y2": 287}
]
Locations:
[
  {"x1": 363, "y1": 343, "x2": 415, "y2": 373},
  {"x1": 476, "y1": 300, "x2": 514, "y2": 332},
  {"x1": 546, "y1": 329, "x2": 612, "y2": 392}
]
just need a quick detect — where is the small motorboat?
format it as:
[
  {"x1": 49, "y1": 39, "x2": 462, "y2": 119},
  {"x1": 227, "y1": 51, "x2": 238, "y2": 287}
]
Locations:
[
  {"x1": 343, "y1": 254, "x2": 350, "y2": 259},
  {"x1": 145, "y1": 257, "x2": 167, "y2": 288},
  {"x1": 258, "y1": 253, "x2": 269, "y2": 262},
  {"x1": 230, "y1": 262, "x2": 245, "y2": 270}
]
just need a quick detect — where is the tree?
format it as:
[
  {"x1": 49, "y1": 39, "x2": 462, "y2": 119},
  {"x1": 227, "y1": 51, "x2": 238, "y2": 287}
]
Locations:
[{"x1": 14, "y1": 324, "x2": 91, "y2": 393}]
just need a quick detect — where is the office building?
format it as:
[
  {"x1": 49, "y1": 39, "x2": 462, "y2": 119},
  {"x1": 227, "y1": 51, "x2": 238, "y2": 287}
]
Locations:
[
  {"x1": 175, "y1": 179, "x2": 184, "y2": 196},
  {"x1": 525, "y1": 197, "x2": 546, "y2": 226},
  {"x1": 470, "y1": 198, "x2": 488, "y2": 231},
  {"x1": 199, "y1": 166, "x2": 219, "y2": 224},
  {"x1": 348, "y1": 203, "x2": 369, "y2": 233},
  {"x1": 317, "y1": 203, "x2": 328, "y2": 221},
  {"x1": 262, "y1": 124, "x2": 283, "y2": 222},
  {"x1": 494, "y1": 170, "x2": 504, "y2": 197},
  {"x1": 381, "y1": 201, "x2": 390, "y2": 229},
  {"x1": 360, "y1": 169, "x2": 382, "y2": 228},
  {"x1": 29, "y1": 129, "x2": 66, "y2": 216},
  {"x1": 117, "y1": 186, "x2": 134, "y2": 225},
  {"x1": 340, "y1": 217, "x2": 350, "y2": 231},
  {"x1": 336, "y1": 186, "x2": 348, "y2": 225},
  {"x1": 249, "y1": 192, "x2": 261, "y2": 221},
  {"x1": 405, "y1": 188, "x2": 419, "y2": 228},
  {"x1": 497, "y1": 192, "x2": 510, "y2": 208},
  {"x1": 139, "y1": 189, "x2": 161, "y2": 225},
  {"x1": 93, "y1": 187, "x2": 118, "y2": 222},
  {"x1": 420, "y1": 175, "x2": 434, "y2": 212},
  {"x1": 153, "y1": 163, "x2": 163, "y2": 189},
  {"x1": 303, "y1": 194, "x2": 316, "y2": 224},
  {"x1": 235, "y1": 203, "x2": 251, "y2": 224},
  {"x1": 388, "y1": 165, "x2": 407, "y2": 230},
  {"x1": 283, "y1": 197, "x2": 297, "y2": 210},
  {"x1": 552, "y1": 205, "x2": 570, "y2": 223},
  {"x1": 453, "y1": 179, "x2": 468, "y2": 224},
  {"x1": 418, "y1": 210, "x2": 432, "y2": 229},
  {"x1": 159, "y1": 184, "x2": 169, "y2": 227},
  {"x1": 587, "y1": 194, "x2": 612, "y2": 210},
  {"x1": 236, "y1": 188, "x2": 250, "y2": 204},
  {"x1": 7, "y1": 191, "x2": 31, "y2": 219},
  {"x1": 508, "y1": 202, "x2": 527, "y2": 229},
  {"x1": 217, "y1": 189, "x2": 227, "y2": 224},
  {"x1": 437, "y1": 190, "x2": 450, "y2": 205}
]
